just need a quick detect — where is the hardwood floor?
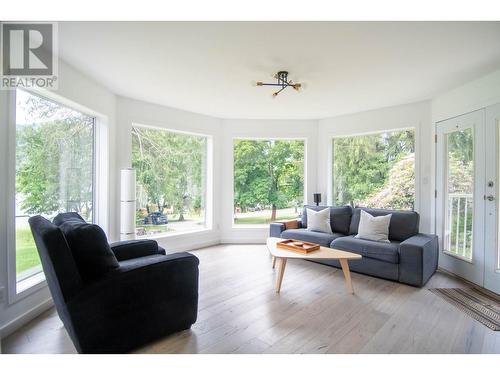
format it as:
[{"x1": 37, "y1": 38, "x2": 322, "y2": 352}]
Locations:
[{"x1": 3, "y1": 244, "x2": 500, "y2": 354}]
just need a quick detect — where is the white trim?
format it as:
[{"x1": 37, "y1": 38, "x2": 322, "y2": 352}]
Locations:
[
  {"x1": 0, "y1": 297, "x2": 53, "y2": 339},
  {"x1": 132, "y1": 121, "x2": 213, "y2": 139},
  {"x1": 137, "y1": 228, "x2": 215, "y2": 240}
]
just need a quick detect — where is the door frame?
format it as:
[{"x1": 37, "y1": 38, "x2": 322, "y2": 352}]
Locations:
[
  {"x1": 484, "y1": 104, "x2": 500, "y2": 294},
  {"x1": 435, "y1": 109, "x2": 486, "y2": 286}
]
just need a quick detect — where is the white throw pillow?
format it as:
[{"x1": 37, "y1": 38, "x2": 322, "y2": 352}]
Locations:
[
  {"x1": 355, "y1": 210, "x2": 391, "y2": 242},
  {"x1": 306, "y1": 208, "x2": 333, "y2": 234}
]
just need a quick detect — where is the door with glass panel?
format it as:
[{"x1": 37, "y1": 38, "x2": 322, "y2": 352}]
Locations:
[{"x1": 436, "y1": 110, "x2": 485, "y2": 286}]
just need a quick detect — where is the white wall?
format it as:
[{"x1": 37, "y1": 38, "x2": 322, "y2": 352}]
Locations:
[
  {"x1": 0, "y1": 61, "x2": 117, "y2": 338},
  {"x1": 220, "y1": 119, "x2": 318, "y2": 243},
  {"x1": 433, "y1": 69, "x2": 500, "y2": 123},
  {"x1": 115, "y1": 96, "x2": 223, "y2": 252},
  {"x1": 318, "y1": 101, "x2": 434, "y2": 233}
]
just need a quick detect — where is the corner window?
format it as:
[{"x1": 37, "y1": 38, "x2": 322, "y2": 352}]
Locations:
[
  {"x1": 332, "y1": 129, "x2": 415, "y2": 210},
  {"x1": 15, "y1": 89, "x2": 95, "y2": 288},
  {"x1": 131, "y1": 125, "x2": 209, "y2": 237},
  {"x1": 233, "y1": 139, "x2": 305, "y2": 226}
]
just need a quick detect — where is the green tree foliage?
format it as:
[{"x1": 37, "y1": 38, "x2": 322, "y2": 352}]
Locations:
[
  {"x1": 447, "y1": 129, "x2": 473, "y2": 194},
  {"x1": 131, "y1": 127, "x2": 205, "y2": 221},
  {"x1": 361, "y1": 155, "x2": 415, "y2": 210},
  {"x1": 333, "y1": 130, "x2": 415, "y2": 209},
  {"x1": 16, "y1": 91, "x2": 94, "y2": 220},
  {"x1": 233, "y1": 140, "x2": 304, "y2": 221}
]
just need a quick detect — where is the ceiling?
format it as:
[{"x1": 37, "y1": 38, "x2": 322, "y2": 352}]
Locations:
[{"x1": 58, "y1": 22, "x2": 500, "y2": 119}]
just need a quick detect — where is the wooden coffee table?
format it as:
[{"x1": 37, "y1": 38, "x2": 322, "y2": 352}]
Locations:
[{"x1": 267, "y1": 237, "x2": 362, "y2": 293}]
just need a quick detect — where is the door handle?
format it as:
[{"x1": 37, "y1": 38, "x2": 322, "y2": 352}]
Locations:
[{"x1": 486, "y1": 195, "x2": 495, "y2": 201}]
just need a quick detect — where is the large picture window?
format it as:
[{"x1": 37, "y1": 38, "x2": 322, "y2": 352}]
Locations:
[
  {"x1": 15, "y1": 89, "x2": 95, "y2": 284},
  {"x1": 233, "y1": 139, "x2": 305, "y2": 225},
  {"x1": 132, "y1": 126, "x2": 208, "y2": 237},
  {"x1": 332, "y1": 129, "x2": 415, "y2": 210}
]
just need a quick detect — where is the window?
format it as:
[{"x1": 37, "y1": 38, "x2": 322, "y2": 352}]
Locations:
[
  {"x1": 233, "y1": 139, "x2": 305, "y2": 225},
  {"x1": 332, "y1": 129, "x2": 415, "y2": 210},
  {"x1": 132, "y1": 126, "x2": 208, "y2": 237},
  {"x1": 15, "y1": 89, "x2": 95, "y2": 285}
]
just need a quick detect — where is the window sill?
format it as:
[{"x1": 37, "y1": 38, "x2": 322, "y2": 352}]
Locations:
[
  {"x1": 442, "y1": 250, "x2": 474, "y2": 264},
  {"x1": 231, "y1": 224, "x2": 270, "y2": 229},
  {"x1": 10, "y1": 272, "x2": 47, "y2": 304},
  {"x1": 137, "y1": 227, "x2": 215, "y2": 240}
]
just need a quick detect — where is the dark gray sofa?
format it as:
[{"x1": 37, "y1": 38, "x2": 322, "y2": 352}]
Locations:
[{"x1": 270, "y1": 205, "x2": 438, "y2": 287}]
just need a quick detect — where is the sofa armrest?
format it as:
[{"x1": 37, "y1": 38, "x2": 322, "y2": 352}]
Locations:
[
  {"x1": 398, "y1": 234, "x2": 439, "y2": 287},
  {"x1": 270, "y1": 219, "x2": 303, "y2": 238},
  {"x1": 270, "y1": 223, "x2": 286, "y2": 238},
  {"x1": 109, "y1": 239, "x2": 166, "y2": 261}
]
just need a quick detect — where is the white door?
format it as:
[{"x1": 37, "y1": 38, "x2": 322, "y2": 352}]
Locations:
[
  {"x1": 436, "y1": 110, "x2": 486, "y2": 286},
  {"x1": 485, "y1": 104, "x2": 500, "y2": 294}
]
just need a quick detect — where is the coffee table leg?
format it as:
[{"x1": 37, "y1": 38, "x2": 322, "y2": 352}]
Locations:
[
  {"x1": 339, "y1": 259, "x2": 354, "y2": 294},
  {"x1": 276, "y1": 258, "x2": 287, "y2": 293},
  {"x1": 272, "y1": 256, "x2": 276, "y2": 269}
]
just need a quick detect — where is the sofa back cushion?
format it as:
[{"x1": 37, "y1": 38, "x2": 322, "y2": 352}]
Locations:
[
  {"x1": 302, "y1": 205, "x2": 352, "y2": 235},
  {"x1": 54, "y1": 213, "x2": 119, "y2": 282},
  {"x1": 349, "y1": 207, "x2": 419, "y2": 241}
]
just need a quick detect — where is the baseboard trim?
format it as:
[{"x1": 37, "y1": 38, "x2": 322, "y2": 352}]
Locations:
[
  {"x1": 0, "y1": 297, "x2": 54, "y2": 339},
  {"x1": 167, "y1": 239, "x2": 221, "y2": 252},
  {"x1": 220, "y1": 238, "x2": 266, "y2": 244}
]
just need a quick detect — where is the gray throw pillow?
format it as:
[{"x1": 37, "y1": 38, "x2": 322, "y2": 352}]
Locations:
[
  {"x1": 306, "y1": 208, "x2": 333, "y2": 234},
  {"x1": 355, "y1": 210, "x2": 391, "y2": 242}
]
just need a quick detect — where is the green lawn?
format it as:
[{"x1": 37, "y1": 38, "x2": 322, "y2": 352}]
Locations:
[
  {"x1": 234, "y1": 215, "x2": 298, "y2": 225},
  {"x1": 16, "y1": 228, "x2": 41, "y2": 276}
]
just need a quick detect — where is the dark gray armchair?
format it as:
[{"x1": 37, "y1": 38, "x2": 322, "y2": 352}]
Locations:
[{"x1": 29, "y1": 213, "x2": 199, "y2": 353}]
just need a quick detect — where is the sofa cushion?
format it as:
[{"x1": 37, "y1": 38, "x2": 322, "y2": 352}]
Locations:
[
  {"x1": 306, "y1": 208, "x2": 333, "y2": 234},
  {"x1": 331, "y1": 235, "x2": 400, "y2": 264},
  {"x1": 58, "y1": 220, "x2": 119, "y2": 282},
  {"x1": 355, "y1": 210, "x2": 391, "y2": 242},
  {"x1": 281, "y1": 229, "x2": 345, "y2": 247},
  {"x1": 349, "y1": 207, "x2": 419, "y2": 242},
  {"x1": 302, "y1": 205, "x2": 352, "y2": 235}
]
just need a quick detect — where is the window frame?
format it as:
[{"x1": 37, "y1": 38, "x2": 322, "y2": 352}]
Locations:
[
  {"x1": 231, "y1": 136, "x2": 308, "y2": 228},
  {"x1": 6, "y1": 88, "x2": 104, "y2": 304},
  {"x1": 329, "y1": 127, "x2": 419, "y2": 211},
  {"x1": 131, "y1": 122, "x2": 214, "y2": 239}
]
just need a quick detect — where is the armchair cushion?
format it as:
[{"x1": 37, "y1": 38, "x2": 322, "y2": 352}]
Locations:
[
  {"x1": 53, "y1": 212, "x2": 86, "y2": 226},
  {"x1": 110, "y1": 240, "x2": 166, "y2": 261},
  {"x1": 59, "y1": 221, "x2": 119, "y2": 282}
]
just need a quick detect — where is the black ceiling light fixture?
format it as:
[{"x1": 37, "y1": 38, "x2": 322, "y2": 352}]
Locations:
[{"x1": 256, "y1": 71, "x2": 302, "y2": 98}]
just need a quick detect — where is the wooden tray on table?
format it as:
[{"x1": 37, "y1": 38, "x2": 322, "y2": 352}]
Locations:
[{"x1": 276, "y1": 239, "x2": 320, "y2": 254}]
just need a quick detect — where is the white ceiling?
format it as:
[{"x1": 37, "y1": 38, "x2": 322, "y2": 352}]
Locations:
[{"x1": 58, "y1": 22, "x2": 500, "y2": 119}]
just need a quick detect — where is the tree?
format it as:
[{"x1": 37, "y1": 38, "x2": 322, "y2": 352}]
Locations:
[
  {"x1": 233, "y1": 140, "x2": 304, "y2": 221},
  {"x1": 131, "y1": 127, "x2": 205, "y2": 222},
  {"x1": 361, "y1": 154, "x2": 415, "y2": 210},
  {"x1": 16, "y1": 91, "x2": 94, "y2": 221},
  {"x1": 333, "y1": 130, "x2": 415, "y2": 209}
]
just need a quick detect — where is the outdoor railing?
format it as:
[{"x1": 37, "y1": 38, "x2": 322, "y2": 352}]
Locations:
[{"x1": 445, "y1": 193, "x2": 473, "y2": 259}]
